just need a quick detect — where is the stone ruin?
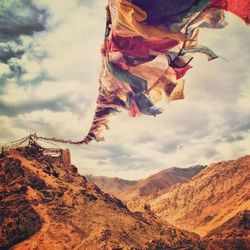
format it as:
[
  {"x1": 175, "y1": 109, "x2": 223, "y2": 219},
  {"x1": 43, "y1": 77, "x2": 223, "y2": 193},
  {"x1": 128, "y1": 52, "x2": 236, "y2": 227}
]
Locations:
[{"x1": 1, "y1": 134, "x2": 71, "y2": 166}]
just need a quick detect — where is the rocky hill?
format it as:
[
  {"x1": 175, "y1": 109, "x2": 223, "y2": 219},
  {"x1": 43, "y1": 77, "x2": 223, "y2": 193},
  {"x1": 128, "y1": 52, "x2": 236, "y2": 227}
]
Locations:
[
  {"x1": 0, "y1": 145, "x2": 199, "y2": 250},
  {"x1": 146, "y1": 155, "x2": 250, "y2": 238}
]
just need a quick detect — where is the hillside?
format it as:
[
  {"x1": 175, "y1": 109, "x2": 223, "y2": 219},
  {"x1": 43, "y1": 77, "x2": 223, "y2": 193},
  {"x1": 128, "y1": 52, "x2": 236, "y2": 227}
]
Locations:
[
  {"x1": 146, "y1": 155, "x2": 250, "y2": 238},
  {"x1": 191, "y1": 210, "x2": 250, "y2": 250},
  {"x1": 85, "y1": 175, "x2": 137, "y2": 197},
  {"x1": 118, "y1": 166, "x2": 204, "y2": 203},
  {"x1": 0, "y1": 145, "x2": 199, "y2": 250},
  {"x1": 205, "y1": 210, "x2": 250, "y2": 239}
]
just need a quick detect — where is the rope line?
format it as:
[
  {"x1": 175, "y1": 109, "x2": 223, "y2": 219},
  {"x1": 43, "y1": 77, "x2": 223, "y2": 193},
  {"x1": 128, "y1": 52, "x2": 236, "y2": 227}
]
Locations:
[{"x1": 37, "y1": 136, "x2": 88, "y2": 145}]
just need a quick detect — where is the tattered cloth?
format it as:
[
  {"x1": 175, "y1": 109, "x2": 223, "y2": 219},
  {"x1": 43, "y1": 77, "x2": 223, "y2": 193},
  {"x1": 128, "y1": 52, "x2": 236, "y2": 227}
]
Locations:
[{"x1": 39, "y1": 0, "x2": 250, "y2": 145}]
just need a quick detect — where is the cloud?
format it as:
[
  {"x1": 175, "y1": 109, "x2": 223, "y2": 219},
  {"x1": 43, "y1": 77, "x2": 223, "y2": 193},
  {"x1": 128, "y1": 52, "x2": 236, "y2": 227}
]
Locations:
[
  {"x1": 0, "y1": 41, "x2": 25, "y2": 63},
  {"x1": 225, "y1": 134, "x2": 244, "y2": 143},
  {"x1": 0, "y1": 79, "x2": 94, "y2": 117},
  {"x1": 0, "y1": 0, "x2": 48, "y2": 42},
  {"x1": 0, "y1": 0, "x2": 48, "y2": 88}
]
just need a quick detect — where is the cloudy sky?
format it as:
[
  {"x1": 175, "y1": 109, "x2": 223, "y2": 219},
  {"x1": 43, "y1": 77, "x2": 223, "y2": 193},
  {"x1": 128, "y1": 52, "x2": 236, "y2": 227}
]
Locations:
[{"x1": 1, "y1": 0, "x2": 249, "y2": 180}]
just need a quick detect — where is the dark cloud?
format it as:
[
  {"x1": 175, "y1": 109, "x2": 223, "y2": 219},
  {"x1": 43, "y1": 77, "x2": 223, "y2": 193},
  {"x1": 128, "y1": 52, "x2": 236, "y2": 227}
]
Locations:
[
  {"x1": 161, "y1": 139, "x2": 183, "y2": 154},
  {"x1": 7, "y1": 59, "x2": 25, "y2": 77},
  {"x1": 13, "y1": 118, "x2": 61, "y2": 139},
  {"x1": 0, "y1": 0, "x2": 48, "y2": 42},
  {"x1": 0, "y1": 58, "x2": 25, "y2": 88},
  {"x1": 83, "y1": 144, "x2": 133, "y2": 164},
  {"x1": 0, "y1": 41, "x2": 25, "y2": 63},
  {"x1": 218, "y1": 109, "x2": 250, "y2": 136},
  {"x1": 80, "y1": 143, "x2": 158, "y2": 172},
  {"x1": 103, "y1": 144, "x2": 132, "y2": 158},
  {"x1": 231, "y1": 115, "x2": 250, "y2": 133},
  {"x1": 0, "y1": 95, "x2": 85, "y2": 117},
  {"x1": 225, "y1": 134, "x2": 244, "y2": 142},
  {"x1": 19, "y1": 73, "x2": 53, "y2": 86},
  {"x1": 105, "y1": 151, "x2": 159, "y2": 171},
  {"x1": 0, "y1": 0, "x2": 48, "y2": 83}
]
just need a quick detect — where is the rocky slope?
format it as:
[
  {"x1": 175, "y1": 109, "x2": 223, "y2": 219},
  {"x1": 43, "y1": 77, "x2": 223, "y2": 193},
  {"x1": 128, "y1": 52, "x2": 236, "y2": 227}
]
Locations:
[
  {"x1": 189, "y1": 210, "x2": 250, "y2": 250},
  {"x1": 205, "y1": 210, "x2": 250, "y2": 239},
  {"x1": 113, "y1": 166, "x2": 203, "y2": 212},
  {"x1": 0, "y1": 145, "x2": 199, "y2": 250},
  {"x1": 85, "y1": 175, "x2": 137, "y2": 197},
  {"x1": 146, "y1": 155, "x2": 250, "y2": 238}
]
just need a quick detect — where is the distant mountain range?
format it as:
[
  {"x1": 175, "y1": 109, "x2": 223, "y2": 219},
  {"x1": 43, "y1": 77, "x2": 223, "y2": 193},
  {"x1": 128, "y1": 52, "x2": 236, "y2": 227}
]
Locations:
[
  {"x1": 149, "y1": 155, "x2": 250, "y2": 238},
  {"x1": 85, "y1": 175, "x2": 137, "y2": 197},
  {"x1": 0, "y1": 145, "x2": 249, "y2": 249},
  {"x1": 86, "y1": 165, "x2": 204, "y2": 203}
]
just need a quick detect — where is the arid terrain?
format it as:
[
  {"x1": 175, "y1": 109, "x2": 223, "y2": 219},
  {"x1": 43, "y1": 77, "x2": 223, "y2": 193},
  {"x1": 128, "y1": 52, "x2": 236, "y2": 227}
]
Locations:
[
  {"x1": 88, "y1": 165, "x2": 204, "y2": 211},
  {"x1": 0, "y1": 144, "x2": 249, "y2": 250},
  {"x1": 87, "y1": 156, "x2": 250, "y2": 249},
  {"x1": 147, "y1": 156, "x2": 250, "y2": 237},
  {"x1": 0, "y1": 145, "x2": 199, "y2": 250},
  {"x1": 85, "y1": 175, "x2": 137, "y2": 197}
]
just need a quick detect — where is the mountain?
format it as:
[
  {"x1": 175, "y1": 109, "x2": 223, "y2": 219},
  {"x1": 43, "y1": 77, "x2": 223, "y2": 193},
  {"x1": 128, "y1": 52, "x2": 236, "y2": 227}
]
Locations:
[
  {"x1": 87, "y1": 166, "x2": 204, "y2": 206},
  {"x1": 118, "y1": 166, "x2": 204, "y2": 203},
  {"x1": 0, "y1": 145, "x2": 199, "y2": 250},
  {"x1": 146, "y1": 155, "x2": 250, "y2": 238},
  {"x1": 85, "y1": 175, "x2": 137, "y2": 197}
]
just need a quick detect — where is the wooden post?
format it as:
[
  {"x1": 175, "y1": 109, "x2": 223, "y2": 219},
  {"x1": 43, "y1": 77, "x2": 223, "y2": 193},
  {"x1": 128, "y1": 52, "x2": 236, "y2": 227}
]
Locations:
[
  {"x1": 0, "y1": 146, "x2": 4, "y2": 158},
  {"x1": 61, "y1": 149, "x2": 71, "y2": 167}
]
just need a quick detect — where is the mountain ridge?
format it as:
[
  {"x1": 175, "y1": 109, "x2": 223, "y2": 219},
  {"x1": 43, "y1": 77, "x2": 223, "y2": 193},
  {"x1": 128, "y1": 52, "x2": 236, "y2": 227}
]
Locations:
[
  {"x1": 87, "y1": 165, "x2": 204, "y2": 203},
  {"x1": 85, "y1": 175, "x2": 138, "y2": 197},
  {"x1": 148, "y1": 155, "x2": 250, "y2": 237},
  {"x1": 86, "y1": 155, "x2": 250, "y2": 245}
]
